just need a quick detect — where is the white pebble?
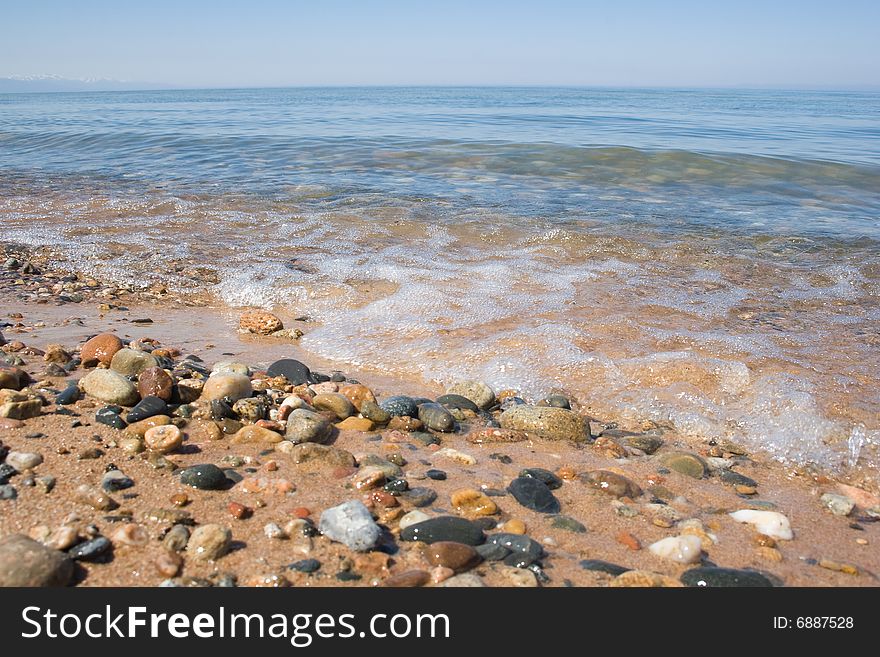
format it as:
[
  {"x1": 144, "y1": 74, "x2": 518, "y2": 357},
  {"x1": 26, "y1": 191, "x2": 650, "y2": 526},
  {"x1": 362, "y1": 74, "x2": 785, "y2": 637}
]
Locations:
[
  {"x1": 648, "y1": 535, "x2": 703, "y2": 564},
  {"x1": 729, "y1": 509, "x2": 793, "y2": 540}
]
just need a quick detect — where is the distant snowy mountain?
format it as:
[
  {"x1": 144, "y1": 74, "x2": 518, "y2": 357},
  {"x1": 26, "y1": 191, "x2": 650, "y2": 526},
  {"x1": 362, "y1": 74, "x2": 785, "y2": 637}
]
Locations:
[{"x1": 0, "y1": 75, "x2": 172, "y2": 92}]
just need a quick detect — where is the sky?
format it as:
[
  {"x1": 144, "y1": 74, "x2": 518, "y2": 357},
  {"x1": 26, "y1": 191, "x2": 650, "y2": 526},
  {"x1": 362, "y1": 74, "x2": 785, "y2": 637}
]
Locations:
[{"x1": 1, "y1": 0, "x2": 878, "y2": 89}]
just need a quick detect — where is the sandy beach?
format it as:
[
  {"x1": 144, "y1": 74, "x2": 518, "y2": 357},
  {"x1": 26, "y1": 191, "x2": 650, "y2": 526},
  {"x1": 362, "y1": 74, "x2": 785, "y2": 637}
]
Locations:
[{"x1": 2, "y1": 251, "x2": 878, "y2": 588}]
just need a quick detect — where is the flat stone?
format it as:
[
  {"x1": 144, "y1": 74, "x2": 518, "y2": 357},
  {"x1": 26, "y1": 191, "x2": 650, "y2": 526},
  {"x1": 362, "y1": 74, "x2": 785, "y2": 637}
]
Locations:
[
  {"x1": 0, "y1": 534, "x2": 74, "y2": 586},
  {"x1": 579, "y1": 559, "x2": 630, "y2": 576},
  {"x1": 499, "y1": 405, "x2": 587, "y2": 442},
  {"x1": 230, "y1": 425, "x2": 283, "y2": 444},
  {"x1": 102, "y1": 470, "x2": 134, "y2": 492},
  {"x1": 400, "y1": 516, "x2": 485, "y2": 545},
  {"x1": 288, "y1": 442, "x2": 356, "y2": 468},
  {"x1": 681, "y1": 567, "x2": 773, "y2": 587},
  {"x1": 239, "y1": 310, "x2": 283, "y2": 335},
  {"x1": 719, "y1": 470, "x2": 758, "y2": 488},
  {"x1": 400, "y1": 487, "x2": 437, "y2": 508},
  {"x1": 579, "y1": 470, "x2": 643, "y2": 498},
  {"x1": 658, "y1": 451, "x2": 709, "y2": 479},
  {"x1": 126, "y1": 395, "x2": 169, "y2": 423},
  {"x1": 436, "y1": 394, "x2": 479, "y2": 412},
  {"x1": 519, "y1": 467, "x2": 563, "y2": 490},
  {"x1": 360, "y1": 400, "x2": 391, "y2": 423},
  {"x1": 551, "y1": 515, "x2": 586, "y2": 533},
  {"x1": 466, "y1": 428, "x2": 529, "y2": 444},
  {"x1": 312, "y1": 393, "x2": 355, "y2": 420},
  {"x1": 619, "y1": 434, "x2": 664, "y2": 454},
  {"x1": 426, "y1": 541, "x2": 482, "y2": 572},
  {"x1": 96, "y1": 406, "x2": 127, "y2": 429},
  {"x1": 729, "y1": 509, "x2": 793, "y2": 540},
  {"x1": 69, "y1": 536, "x2": 112, "y2": 562},
  {"x1": 382, "y1": 570, "x2": 430, "y2": 587},
  {"x1": 6, "y1": 450, "x2": 43, "y2": 472},
  {"x1": 820, "y1": 493, "x2": 855, "y2": 517},
  {"x1": 318, "y1": 500, "x2": 382, "y2": 552},
  {"x1": 507, "y1": 476, "x2": 561, "y2": 514}
]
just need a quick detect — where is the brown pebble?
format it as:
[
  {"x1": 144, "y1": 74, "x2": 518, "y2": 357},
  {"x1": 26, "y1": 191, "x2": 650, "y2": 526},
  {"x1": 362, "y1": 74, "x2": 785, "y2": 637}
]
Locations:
[
  {"x1": 382, "y1": 570, "x2": 430, "y2": 587},
  {"x1": 754, "y1": 533, "x2": 777, "y2": 548},
  {"x1": 616, "y1": 530, "x2": 642, "y2": 551},
  {"x1": 137, "y1": 366, "x2": 174, "y2": 401},
  {"x1": 227, "y1": 502, "x2": 251, "y2": 519},
  {"x1": 501, "y1": 519, "x2": 526, "y2": 534},
  {"x1": 292, "y1": 507, "x2": 311, "y2": 519},
  {"x1": 154, "y1": 551, "x2": 183, "y2": 577},
  {"x1": 425, "y1": 541, "x2": 482, "y2": 573},
  {"x1": 264, "y1": 460, "x2": 278, "y2": 472},
  {"x1": 818, "y1": 559, "x2": 859, "y2": 575},
  {"x1": 80, "y1": 333, "x2": 123, "y2": 367},
  {"x1": 170, "y1": 493, "x2": 189, "y2": 507},
  {"x1": 757, "y1": 546, "x2": 783, "y2": 562}
]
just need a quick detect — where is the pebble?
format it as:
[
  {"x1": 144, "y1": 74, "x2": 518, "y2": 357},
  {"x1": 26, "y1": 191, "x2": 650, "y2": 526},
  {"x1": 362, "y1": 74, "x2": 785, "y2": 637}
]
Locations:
[
  {"x1": 681, "y1": 566, "x2": 773, "y2": 587},
  {"x1": 425, "y1": 469, "x2": 447, "y2": 480},
  {"x1": 0, "y1": 463, "x2": 15, "y2": 484},
  {"x1": 96, "y1": 406, "x2": 127, "y2": 429},
  {"x1": 318, "y1": 500, "x2": 382, "y2": 552},
  {"x1": 435, "y1": 448, "x2": 477, "y2": 465},
  {"x1": 69, "y1": 536, "x2": 112, "y2": 561},
  {"x1": 499, "y1": 405, "x2": 588, "y2": 442},
  {"x1": 0, "y1": 534, "x2": 74, "y2": 586},
  {"x1": 201, "y1": 374, "x2": 253, "y2": 402},
  {"x1": 818, "y1": 559, "x2": 859, "y2": 575},
  {"x1": 616, "y1": 530, "x2": 642, "y2": 550},
  {"x1": 360, "y1": 400, "x2": 391, "y2": 423},
  {"x1": 137, "y1": 366, "x2": 174, "y2": 401},
  {"x1": 288, "y1": 558, "x2": 321, "y2": 573},
  {"x1": 144, "y1": 424, "x2": 183, "y2": 454},
  {"x1": 445, "y1": 380, "x2": 495, "y2": 410},
  {"x1": 538, "y1": 394, "x2": 571, "y2": 409},
  {"x1": 338, "y1": 384, "x2": 376, "y2": 412},
  {"x1": 519, "y1": 467, "x2": 563, "y2": 490},
  {"x1": 125, "y1": 415, "x2": 171, "y2": 437},
  {"x1": 648, "y1": 535, "x2": 703, "y2": 564},
  {"x1": 126, "y1": 395, "x2": 169, "y2": 423},
  {"x1": 6, "y1": 450, "x2": 43, "y2": 472},
  {"x1": 335, "y1": 416, "x2": 374, "y2": 431},
  {"x1": 658, "y1": 451, "x2": 708, "y2": 479},
  {"x1": 610, "y1": 570, "x2": 683, "y2": 588},
  {"x1": 400, "y1": 516, "x2": 485, "y2": 545},
  {"x1": 382, "y1": 570, "x2": 430, "y2": 587},
  {"x1": 79, "y1": 334, "x2": 124, "y2": 368},
  {"x1": 79, "y1": 369, "x2": 139, "y2": 406},
  {"x1": 379, "y1": 395, "x2": 419, "y2": 417},
  {"x1": 76, "y1": 484, "x2": 118, "y2": 510},
  {"x1": 285, "y1": 409, "x2": 334, "y2": 444},
  {"x1": 230, "y1": 425, "x2": 283, "y2": 444},
  {"x1": 729, "y1": 509, "x2": 793, "y2": 540},
  {"x1": 401, "y1": 487, "x2": 438, "y2": 508},
  {"x1": 266, "y1": 359, "x2": 312, "y2": 385},
  {"x1": 312, "y1": 393, "x2": 355, "y2": 420},
  {"x1": 505, "y1": 567, "x2": 539, "y2": 587},
  {"x1": 102, "y1": 470, "x2": 134, "y2": 492},
  {"x1": 551, "y1": 515, "x2": 586, "y2": 533},
  {"x1": 820, "y1": 492, "x2": 855, "y2": 517},
  {"x1": 239, "y1": 310, "x2": 283, "y2": 335},
  {"x1": 417, "y1": 403, "x2": 456, "y2": 432},
  {"x1": 507, "y1": 477, "x2": 561, "y2": 514},
  {"x1": 179, "y1": 464, "x2": 229, "y2": 490},
  {"x1": 154, "y1": 551, "x2": 183, "y2": 577},
  {"x1": 110, "y1": 348, "x2": 159, "y2": 377},
  {"x1": 288, "y1": 442, "x2": 356, "y2": 468},
  {"x1": 579, "y1": 470, "x2": 643, "y2": 498},
  {"x1": 579, "y1": 559, "x2": 630, "y2": 576},
  {"x1": 619, "y1": 434, "x2": 664, "y2": 454},
  {"x1": 110, "y1": 523, "x2": 149, "y2": 547},
  {"x1": 437, "y1": 573, "x2": 485, "y2": 587},
  {"x1": 501, "y1": 518, "x2": 526, "y2": 534},
  {"x1": 0, "y1": 484, "x2": 16, "y2": 499},
  {"x1": 55, "y1": 384, "x2": 81, "y2": 405},
  {"x1": 162, "y1": 525, "x2": 190, "y2": 552},
  {"x1": 466, "y1": 428, "x2": 529, "y2": 444},
  {"x1": 450, "y1": 489, "x2": 498, "y2": 516},
  {"x1": 187, "y1": 524, "x2": 232, "y2": 561},
  {"x1": 264, "y1": 522, "x2": 286, "y2": 539},
  {"x1": 399, "y1": 510, "x2": 431, "y2": 530},
  {"x1": 435, "y1": 394, "x2": 479, "y2": 412},
  {"x1": 426, "y1": 541, "x2": 482, "y2": 572}
]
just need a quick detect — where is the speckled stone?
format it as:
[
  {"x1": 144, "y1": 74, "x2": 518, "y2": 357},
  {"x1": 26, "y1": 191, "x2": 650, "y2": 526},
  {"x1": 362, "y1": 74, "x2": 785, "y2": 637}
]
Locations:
[{"x1": 499, "y1": 405, "x2": 587, "y2": 442}]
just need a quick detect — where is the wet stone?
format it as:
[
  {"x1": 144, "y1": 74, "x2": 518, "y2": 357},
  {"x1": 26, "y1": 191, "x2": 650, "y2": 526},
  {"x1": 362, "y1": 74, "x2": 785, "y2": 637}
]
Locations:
[
  {"x1": 719, "y1": 470, "x2": 758, "y2": 488},
  {"x1": 68, "y1": 536, "x2": 112, "y2": 562},
  {"x1": 383, "y1": 570, "x2": 430, "y2": 587},
  {"x1": 436, "y1": 394, "x2": 479, "y2": 412},
  {"x1": 379, "y1": 395, "x2": 419, "y2": 418},
  {"x1": 0, "y1": 534, "x2": 74, "y2": 586},
  {"x1": 126, "y1": 395, "x2": 169, "y2": 423},
  {"x1": 102, "y1": 470, "x2": 134, "y2": 492},
  {"x1": 55, "y1": 385, "x2": 81, "y2": 406},
  {"x1": 579, "y1": 559, "x2": 630, "y2": 576},
  {"x1": 507, "y1": 476, "x2": 561, "y2": 514},
  {"x1": 579, "y1": 470, "x2": 643, "y2": 498},
  {"x1": 266, "y1": 359, "x2": 312, "y2": 385},
  {"x1": 96, "y1": 406, "x2": 127, "y2": 430},
  {"x1": 681, "y1": 567, "x2": 773, "y2": 587},
  {"x1": 619, "y1": 434, "x2": 664, "y2": 454},
  {"x1": 519, "y1": 467, "x2": 563, "y2": 490},
  {"x1": 551, "y1": 515, "x2": 587, "y2": 533},
  {"x1": 179, "y1": 464, "x2": 229, "y2": 490},
  {"x1": 426, "y1": 541, "x2": 482, "y2": 572},
  {"x1": 476, "y1": 542, "x2": 510, "y2": 561},
  {"x1": 400, "y1": 487, "x2": 437, "y2": 508},
  {"x1": 425, "y1": 469, "x2": 447, "y2": 481},
  {"x1": 400, "y1": 516, "x2": 485, "y2": 545},
  {"x1": 538, "y1": 394, "x2": 571, "y2": 409},
  {"x1": 659, "y1": 452, "x2": 709, "y2": 479},
  {"x1": 417, "y1": 403, "x2": 456, "y2": 432}
]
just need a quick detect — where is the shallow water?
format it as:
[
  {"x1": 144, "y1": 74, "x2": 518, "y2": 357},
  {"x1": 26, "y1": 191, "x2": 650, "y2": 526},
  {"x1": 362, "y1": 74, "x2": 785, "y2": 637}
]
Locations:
[{"x1": 1, "y1": 87, "x2": 879, "y2": 478}]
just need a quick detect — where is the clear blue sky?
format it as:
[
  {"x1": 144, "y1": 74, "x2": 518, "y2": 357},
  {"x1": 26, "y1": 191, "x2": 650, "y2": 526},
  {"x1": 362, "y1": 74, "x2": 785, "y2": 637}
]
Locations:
[{"x1": 1, "y1": 0, "x2": 878, "y2": 88}]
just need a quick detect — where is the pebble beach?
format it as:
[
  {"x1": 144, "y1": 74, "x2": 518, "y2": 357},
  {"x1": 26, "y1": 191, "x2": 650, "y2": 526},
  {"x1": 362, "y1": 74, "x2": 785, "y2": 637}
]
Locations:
[{"x1": 1, "y1": 250, "x2": 878, "y2": 588}]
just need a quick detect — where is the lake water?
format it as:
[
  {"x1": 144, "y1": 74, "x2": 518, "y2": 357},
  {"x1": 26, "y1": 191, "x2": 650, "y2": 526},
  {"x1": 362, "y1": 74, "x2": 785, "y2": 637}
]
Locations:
[{"x1": 1, "y1": 86, "x2": 879, "y2": 477}]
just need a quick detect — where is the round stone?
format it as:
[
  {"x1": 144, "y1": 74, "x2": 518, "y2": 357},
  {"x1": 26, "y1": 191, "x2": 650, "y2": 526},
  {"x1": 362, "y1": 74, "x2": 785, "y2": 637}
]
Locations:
[
  {"x1": 110, "y1": 348, "x2": 159, "y2": 377},
  {"x1": 80, "y1": 333, "x2": 123, "y2": 368},
  {"x1": 0, "y1": 534, "x2": 74, "y2": 586},
  {"x1": 379, "y1": 395, "x2": 419, "y2": 418},
  {"x1": 417, "y1": 403, "x2": 456, "y2": 432},
  {"x1": 179, "y1": 463, "x2": 229, "y2": 490},
  {"x1": 79, "y1": 369, "x2": 139, "y2": 406},
  {"x1": 318, "y1": 500, "x2": 382, "y2": 552},
  {"x1": 426, "y1": 541, "x2": 482, "y2": 572},
  {"x1": 499, "y1": 405, "x2": 588, "y2": 442},
  {"x1": 659, "y1": 452, "x2": 709, "y2": 479},
  {"x1": 579, "y1": 470, "x2": 643, "y2": 498},
  {"x1": 400, "y1": 516, "x2": 485, "y2": 545},
  {"x1": 285, "y1": 409, "x2": 334, "y2": 444},
  {"x1": 507, "y1": 476, "x2": 561, "y2": 514},
  {"x1": 201, "y1": 374, "x2": 253, "y2": 402},
  {"x1": 266, "y1": 359, "x2": 312, "y2": 385},
  {"x1": 6, "y1": 450, "x2": 43, "y2": 472},
  {"x1": 445, "y1": 380, "x2": 495, "y2": 410},
  {"x1": 137, "y1": 367, "x2": 174, "y2": 401},
  {"x1": 144, "y1": 424, "x2": 183, "y2": 454},
  {"x1": 187, "y1": 524, "x2": 231, "y2": 561},
  {"x1": 312, "y1": 393, "x2": 355, "y2": 420}
]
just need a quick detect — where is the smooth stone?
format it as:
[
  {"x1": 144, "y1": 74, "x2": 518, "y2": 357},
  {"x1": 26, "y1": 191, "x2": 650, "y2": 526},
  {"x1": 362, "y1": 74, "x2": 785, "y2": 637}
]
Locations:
[
  {"x1": 438, "y1": 573, "x2": 486, "y2": 587},
  {"x1": 379, "y1": 395, "x2": 419, "y2": 418},
  {"x1": 416, "y1": 403, "x2": 456, "y2": 432},
  {"x1": 360, "y1": 400, "x2": 391, "y2": 424},
  {"x1": 201, "y1": 374, "x2": 253, "y2": 402},
  {"x1": 0, "y1": 484, "x2": 16, "y2": 500},
  {"x1": 499, "y1": 405, "x2": 587, "y2": 442},
  {"x1": 436, "y1": 394, "x2": 479, "y2": 412},
  {"x1": 382, "y1": 570, "x2": 430, "y2": 587},
  {"x1": 507, "y1": 476, "x2": 561, "y2": 514},
  {"x1": 137, "y1": 366, "x2": 174, "y2": 401},
  {"x1": 358, "y1": 454, "x2": 403, "y2": 478},
  {"x1": 318, "y1": 500, "x2": 382, "y2": 552},
  {"x1": 426, "y1": 541, "x2": 482, "y2": 572},
  {"x1": 95, "y1": 406, "x2": 126, "y2": 429},
  {"x1": 400, "y1": 516, "x2": 485, "y2": 545},
  {"x1": 476, "y1": 543, "x2": 510, "y2": 561},
  {"x1": 538, "y1": 394, "x2": 571, "y2": 409},
  {"x1": 288, "y1": 443, "x2": 356, "y2": 468},
  {"x1": 79, "y1": 369, "x2": 139, "y2": 406},
  {"x1": 619, "y1": 434, "x2": 664, "y2": 454},
  {"x1": 729, "y1": 509, "x2": 793, "y2": 540},
  {"x1": 681, "y1": 567, "x2": 773, "y2": 587},
  {"x1": 337, "y1": 384, "x2": 376, "y2": 412},
  {"x1": 69, "y1": 536, "x2": 112, "y2": 562},
  {"x1": 126, "y1": 395, "x2": 168, "y2": 423},
  {"x1": 445, "y1": 380, "x2": 495, "y2": 410},
  {"x1": 0, "y1": 464, "x2": 16, "y2": 484},
  {"x1": 6, "y1": 450, "x2": 43, "y2": 472},
  {"x1": 144, "y1": 424, "x2": 183, "y2": 454},
  {"x1": 400, "y1": 487, "x2": 437, "y2": 508},
  {"x1": 820, "y1": 493, "x2": 855, "y2": 517},
  {"x1": 266, "y1": 359, "x2": 312, "y2": 385},
  {"x1": 551, "y1": 515, "x2": 586, "y2": 533},
  {"x1": 398, "y1": 510, "x2": 431, "y2": 530},
  {"x1": 231, "y1": 397, "x2": 268, "y2": 422},
  {"x1": 719, "y1": 470, "x2": 758, "y2": 488},
  {"x1": 0, "y1": 534, "x2": 74, "y2": 586},
  {"x1": 110, "y1": 348, "x2": 158, "y2": 377},
  {"x1": 466, "y1": 427, "x2": 529, "y2": 444},
  {"x1": 519, "y1": 467, "x2": 563, "y2": 490},
  {"x1": 239, "y1": 310, "x2": 283, "y2": 335},
  {"x1": 335, "y1": 416, "x2": 374, "y2": 432},
  {"x1": 312, "y1": 393, "x2": 355, "y2": 420},
  {"x1": 187, "y1": 524, "x2": 232, "y2": 561},
  {"x1": 487, "y1": 533, "x2": 544, "y2": 563},
  {"x1": 579, "y1": 470, "x2": 643, "y2": 498},
  {"x1": 425, "y1": 469, "x2": 447, "y2": 480},
  {"x1": 55, "y1": 384, "x2": 81, "y2": 405},
  {"x1": 80, "y1": 333, "x2": 123, "y2": 367},
  {"x1": 288, "y1": 558, "x2": 321, "y2": 573},
  {"x1": 648, "y1": 535, "x2": 703, "y2": 564},
  {"x1": 579, "y1": 559, "x2": 630, "y2": 576},
  {"x1": 659, "y1": 452, "x2": 709, "y2": 479},
  {"x1": 230, "y1": 425, "x2": 283, "y2": 444},
  {"x1": 179, "y1": 464, "x2": 229, "y2": 490},
  {"x1": 102, "y1": 470, "x2": 134, "y2": 492},
  {"x1": 285, "y1": 408, "x2": 334, "y2": 444}
]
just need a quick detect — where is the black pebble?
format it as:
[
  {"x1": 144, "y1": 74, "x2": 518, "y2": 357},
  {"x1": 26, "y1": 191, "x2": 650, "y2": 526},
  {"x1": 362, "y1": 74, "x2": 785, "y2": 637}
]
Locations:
[
  {"x1": 179, "y1": 464, "x2": 229, "y2": 490},
  {"x1": 519, "y1": 467, "x2": 563, "y2": 490},
  {"x1": 288, "y1": 558, "x2": 321, "y2": 573},
  {"x1": 425, "y1": 469, "x2": 447, "y2": 481},
  {"x1": 126, "y1": 395, "x2": 169, "y2": 423},
  {"x1": 507, "y1": 476, "x2": 561, "y2": 514},
  {"x1": 69, "y1": 536, "x2": 112, "y2": 562}
]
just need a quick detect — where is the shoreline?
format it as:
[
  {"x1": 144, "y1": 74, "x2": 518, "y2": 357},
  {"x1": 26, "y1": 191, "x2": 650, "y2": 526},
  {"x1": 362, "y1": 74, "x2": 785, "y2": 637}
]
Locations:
[{"x1": 1, "y1": 253, "x2": 879, "y2": 587}]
